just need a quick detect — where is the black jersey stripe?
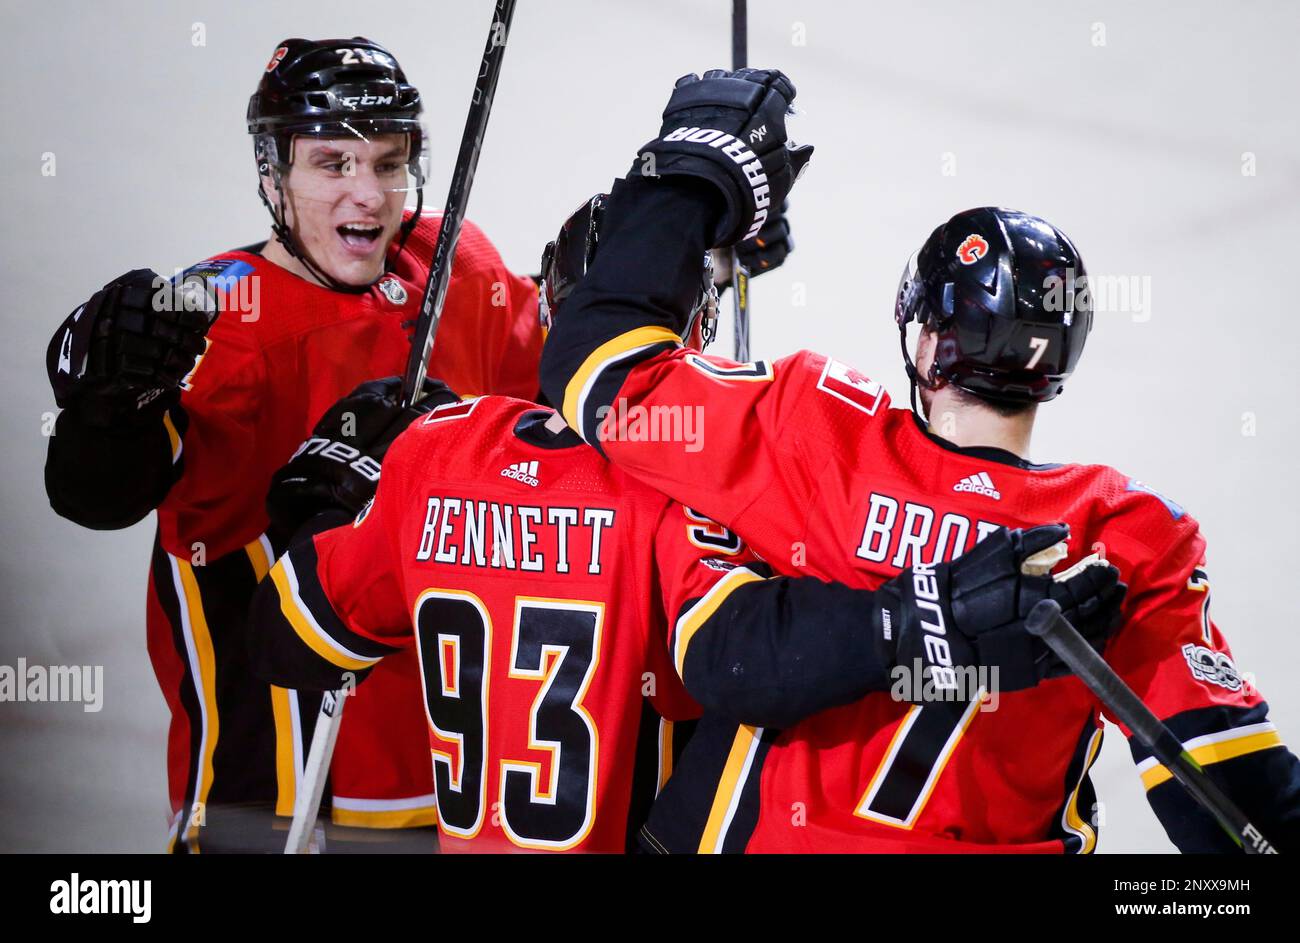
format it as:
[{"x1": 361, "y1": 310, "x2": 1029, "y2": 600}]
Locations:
[
  {"x1": 151, "y1": 535, "x2": 202, "y2": 854},
  {"x1": 1046, "y1": 717, "x2": 1106, "y2": 854},
  {"x1": 624, "y1": 698, "x2": 668, "y2": 853},
  {"x1": 271, "y1": 540, "x2": 402, "y2": 669},
  {"x1": 189, "y1": 547, "x2": 279, "y2": 810}
]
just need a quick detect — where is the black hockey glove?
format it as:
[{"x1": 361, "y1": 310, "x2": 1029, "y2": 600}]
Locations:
[
  {"x1": 714, "y1": 204, "x2": 794, "y2": 289},
  {"x1": 266, "y1": 376, "x2": 459, "y2": 537},
  {"x1": 737, "y1": 202, "x2": 794, "y2": 274},
  {"x1": 631, "y1": 68, "x2": 813, "y2": 248},
  {"x1": 47, "y1": 268, "x2": 217, "y2": 427},
  {"x1": 873, "y1": 524, "x2": 1127, "y2": 697}
]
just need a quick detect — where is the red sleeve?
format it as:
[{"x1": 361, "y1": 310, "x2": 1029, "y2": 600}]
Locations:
[
  {"x1": 156, "y1": 314, "x2": 268, "y2": 559},
  {"x1": 559, "y1": 346, "x2": 844, "y2": 557},
  {"x1": 1102, "y1": 506, "x2": 1280, "y2": 780},
  {"x1": 1096, "y1": 499, "x2": 1300, "y2": 851},
  {"x1": 424, "y1": 217, "x2": 543, "y2": 401},
  {"x1": 251, "y1": 432, "x2": 418, "y2": 689},
  {"x1": 308, "y1": 449, "x2": 414, "y2": 650}
]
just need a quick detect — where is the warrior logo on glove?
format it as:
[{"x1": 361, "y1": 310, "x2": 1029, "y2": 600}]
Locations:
[
  {"x1": 661, "y1": 125, "x2": 773, "y2": 240},
  {"x1": 634, "y1": 68, "x2": 812, "y2": 248}
]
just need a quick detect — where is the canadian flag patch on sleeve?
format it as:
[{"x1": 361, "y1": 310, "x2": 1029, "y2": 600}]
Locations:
[{"x1": 817, "y1": 358, "x2": 885, "y2": 415}]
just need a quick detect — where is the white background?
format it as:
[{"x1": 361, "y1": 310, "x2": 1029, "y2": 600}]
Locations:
[{"x1": 1, "y1": 0, "x2": 1296, "y2": 852}]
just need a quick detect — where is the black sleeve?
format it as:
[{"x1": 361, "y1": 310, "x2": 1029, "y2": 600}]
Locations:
[
  {"x1": 1135, "y1": 704, "x2": 1300, "y2": 853},
  {"x1": 538, "y1": 174, "x2": 725, "y2": 433},
  {"x1": 679, "y1": 572, "x2": 891, "y2": 730},
  {"x1": 247, "y1": 510, "x2": 400, "y2": 692},
  {"x1": 44, "y1": 405, "x2": 181, "y2": 529}
]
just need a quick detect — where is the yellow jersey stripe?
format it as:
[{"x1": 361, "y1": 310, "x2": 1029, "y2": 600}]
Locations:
[
  {"x1": 1062, "y1": 727, "x2": 1105, "y2": 854},
  {"x1": 330, "y1": 806, "x2": 440, "y2": 829},
  {"x1": 1140, "y1": 729, "x2": 1283, "y2": 791},
  {"x1": 245, "y1": 536, "x2": 301, "y2": 818},
  {"x1": 657, "y1": 720, "x2": 674, "y2": 795},
  {"x1": 330, "y1": 793, "x2": 439, "y2": 829},
  {"x1": 174, "y1": 557, "x2": 220, "y2": 851},
  {"x1": 561, "y1": 326, "x2": 680, "y2": 433},
  {"x1": 270, "y1": 687, "x2": 297, "y2": 817},
  {"x1": 162, "y1": 411, "x2": 182, "y2": 464},
  {"x1": 698, "y1": 724, "x2": 761, "y2": 854},
  {"x1": 244, "y1": 536, "x2": 272, "y2": 581},
  {"x1": 268, "y1": 561, "x2": 379, "y2": 672},
  {"x1": 674, "y1": 567, "x2": 764, "y2": 676}
]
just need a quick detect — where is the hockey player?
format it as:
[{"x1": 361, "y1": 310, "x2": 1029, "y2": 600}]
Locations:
[
  {"x1": 247, "y1": 195, "x2": 1123, "y2": 852},
  {"x1": 43, "y1": 38, "x2": 543, "y2": 852},
  {"x1": 539, "y1": 69, "x2": 1300, "y2": 852}
]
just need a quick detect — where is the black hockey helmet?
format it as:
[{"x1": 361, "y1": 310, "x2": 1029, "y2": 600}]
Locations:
[
  {"x1": 539, "y1": 193, "x2": 719, "y2": 348},
  {"x1": 896, "y1": 207, "x2": 1092, "y2": 406},
  {"x1": 247, "y1": 38, "x2": 426, "y2": 290}
]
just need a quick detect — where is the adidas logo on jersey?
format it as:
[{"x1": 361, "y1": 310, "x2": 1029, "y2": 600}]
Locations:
[
  {"x1": 953, "y1": 471, "x2": 1001, "y2": 500},
  {"x1": 501, "y1": 460, "x2": 539, "y2": 488}
]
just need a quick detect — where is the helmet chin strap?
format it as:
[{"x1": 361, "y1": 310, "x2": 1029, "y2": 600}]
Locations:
[
  {"x1": 898, "y1": 320, "x2": 946, "y2": 425},
  {"x1": 255, "y1": 159, "x2": 423, "y2": 295}
]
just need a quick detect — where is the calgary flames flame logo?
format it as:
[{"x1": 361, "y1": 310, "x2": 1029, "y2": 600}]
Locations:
[
  {"x1": 265, "y1": 46, "x2": 289, "y2": 72},
  {"x1": 957, "y1": 233, "x2": 989, "y2": 265}
]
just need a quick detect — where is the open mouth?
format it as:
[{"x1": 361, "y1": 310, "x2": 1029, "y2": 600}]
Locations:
[{"x1": 336, "y1": 223, "x2": 384, "y2": 251}]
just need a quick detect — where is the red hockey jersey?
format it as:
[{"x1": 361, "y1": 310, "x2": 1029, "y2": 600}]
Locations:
[
  {"x1": 558, "y1": 342, "x2": 1285, "y2": 852},
  {"x1": 147, "y1": 212, "x2": 542, "y2": 848},
  {"x1": 262, "y1": 396, "x2": 758, "y2": 852}
]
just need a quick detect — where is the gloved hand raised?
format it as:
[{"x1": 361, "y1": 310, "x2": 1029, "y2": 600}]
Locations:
[
  {"x1": 47, "y1": 268, "x2": 217, "y2": 426},
  {"x1": 630, "y1": 68, "x2": 813, "y2": 249}
]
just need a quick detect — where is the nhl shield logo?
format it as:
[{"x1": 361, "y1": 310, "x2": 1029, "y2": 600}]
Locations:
[{"x1": 378, "y1": 277, "x2": 408, "y2": 306}]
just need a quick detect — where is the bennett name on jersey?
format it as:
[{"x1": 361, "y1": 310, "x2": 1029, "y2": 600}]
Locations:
[{"x1": 414, "y1": 490, "x2": 617, "y2": 575}]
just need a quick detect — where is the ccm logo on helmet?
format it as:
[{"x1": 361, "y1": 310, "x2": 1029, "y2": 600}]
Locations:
[
  {"x1": 663, "y1": 126, "x2": 770, "y2": 240},
  {"x1": 912, "y1": 562, "x2": 958, "y2": 690},
  {"x1": 957, "y1": 233, "x2": 989, "y2": 265},
  {"x1": 339, "y1": 94, "x2": 395, "y2": 108},
  {"x1": 265, "y1": 46, "x2": 289, "y2": 72}
]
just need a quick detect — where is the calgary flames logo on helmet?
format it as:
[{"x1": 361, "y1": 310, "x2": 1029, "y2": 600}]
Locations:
[
  {"x1": 957, "y1": 233, "x2": 989, "y2": 265},
  {"x1": 265, "y1": 46, "x2": 289, "y2": 72}
]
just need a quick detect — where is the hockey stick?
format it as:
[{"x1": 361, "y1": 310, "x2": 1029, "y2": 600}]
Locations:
[
  {"x1": 284, "y1": 690, "x2": 345, "y2": 854},
  {"x1": 1025, "y1": 599, "x2": 1277, "y2": 854},
  {"x1": 401, "y1": 0, "x2": 519, "y2": 407},
  {"x1": 729, "y1": 0, "x2": 751, "y2": 362},
  {"x1": 284, "y1": 1, "x2": 519, "y2": 853}
]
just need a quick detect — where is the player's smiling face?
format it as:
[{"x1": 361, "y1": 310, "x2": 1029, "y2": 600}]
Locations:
[{"x1": 275, "y1": 134, "x2": 411, "y2": 287}]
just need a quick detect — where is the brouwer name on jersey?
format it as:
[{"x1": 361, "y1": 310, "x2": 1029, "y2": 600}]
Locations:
[
  {"x1": 415, "y1": 496, "x2": 617, "y2": 574},
  {"x1": 856, "y1": 491, "x2": 1005, "y2": 568}
]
